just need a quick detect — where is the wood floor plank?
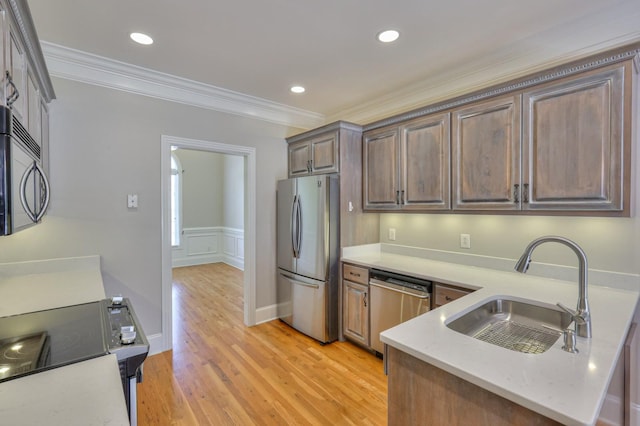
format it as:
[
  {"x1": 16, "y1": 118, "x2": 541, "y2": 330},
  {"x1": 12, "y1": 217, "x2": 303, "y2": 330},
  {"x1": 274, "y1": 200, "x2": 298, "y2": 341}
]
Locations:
[{"x1": 137, "y1": 263, "x2": 387, "y2": 425}]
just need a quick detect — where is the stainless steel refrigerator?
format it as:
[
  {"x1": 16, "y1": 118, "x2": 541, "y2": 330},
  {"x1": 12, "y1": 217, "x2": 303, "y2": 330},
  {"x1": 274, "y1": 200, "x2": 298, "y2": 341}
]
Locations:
[{"x1": 276, "y1": 175, "x2": 339, "y2": 343}]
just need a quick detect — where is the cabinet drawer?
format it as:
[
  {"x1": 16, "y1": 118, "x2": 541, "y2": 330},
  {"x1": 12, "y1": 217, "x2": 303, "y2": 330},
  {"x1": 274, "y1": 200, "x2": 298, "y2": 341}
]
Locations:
[
  {"x1": 343, "y1": 264, "x2": 368, "y2": 285},
  {"x1": 434, "y1": 285, "x2": 471, "y2": 307}
]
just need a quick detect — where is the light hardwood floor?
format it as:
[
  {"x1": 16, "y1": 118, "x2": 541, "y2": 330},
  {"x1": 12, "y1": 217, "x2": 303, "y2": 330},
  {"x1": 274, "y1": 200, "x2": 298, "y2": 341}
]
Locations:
[{"x1": 137, "y1": 263, "x2": 387, "y2": 425}]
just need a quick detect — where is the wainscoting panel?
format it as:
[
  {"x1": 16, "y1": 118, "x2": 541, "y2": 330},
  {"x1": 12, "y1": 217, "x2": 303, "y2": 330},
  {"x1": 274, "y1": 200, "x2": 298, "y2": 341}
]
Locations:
[{"x1": 172, "y1": 227, "x2": 244, "y2": 269}]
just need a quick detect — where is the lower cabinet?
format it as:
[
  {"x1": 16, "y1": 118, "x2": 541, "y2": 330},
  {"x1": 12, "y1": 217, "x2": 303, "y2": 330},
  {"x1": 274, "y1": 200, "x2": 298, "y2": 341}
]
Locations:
[
  {"x1": 433, "y1": 283, "x2": 473, "y2": 308},
  {"x1": 343, "y1": 280, "x2": 369, "y2": 347},
  {"x1": 342, "y1": 263, "x2": 370, "y2": 347},
  {"x1": 387, "y1": 346, "x2": 560, "y2": 425}
]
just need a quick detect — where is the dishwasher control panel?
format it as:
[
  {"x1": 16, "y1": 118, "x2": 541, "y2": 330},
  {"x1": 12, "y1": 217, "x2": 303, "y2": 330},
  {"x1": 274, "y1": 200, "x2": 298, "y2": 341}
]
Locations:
[{"x1": 369, "y1": 269, "x2": 432, "y2": 295}]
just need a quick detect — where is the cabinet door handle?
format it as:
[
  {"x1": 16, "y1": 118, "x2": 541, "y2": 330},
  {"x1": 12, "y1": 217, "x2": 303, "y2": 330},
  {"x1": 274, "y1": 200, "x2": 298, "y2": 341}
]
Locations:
[
  {"x1": 445, "y1": 295, "x2": 453, "y2": 301},
  {"x1": 523, "y1": 183, "x2": 529, "y2": 203},
  {"x1": 400, "y1": 190, "x2": 405, "y2": 204},
  {"x1": 396, "y1": 190, "x2": 400, "y2": 205},
  {"x1": 349, "y1": 272, "x2": 361, "y2": 277},
  {"x1": 363, "y1": 292, "x2": 367, "y2": 307},
  {"x1": 5, "y1": 71, "x2": 19, "y2": 107},
  {"x1": 514, "y1": 184, "x2": 520, "y2": 204},
  {"x1": 306, "y1": 160, "x2": 312, "y2": 172}
]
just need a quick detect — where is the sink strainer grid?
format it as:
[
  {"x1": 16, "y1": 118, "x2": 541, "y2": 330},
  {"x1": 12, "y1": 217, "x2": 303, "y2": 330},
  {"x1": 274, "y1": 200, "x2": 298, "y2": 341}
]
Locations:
[{"x1": 472, "y1": 320, "x2": 561, "y2": 354}]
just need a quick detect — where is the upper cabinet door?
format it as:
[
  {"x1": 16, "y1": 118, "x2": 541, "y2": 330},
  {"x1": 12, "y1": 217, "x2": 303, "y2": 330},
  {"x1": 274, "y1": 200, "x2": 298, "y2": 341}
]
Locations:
[
  {"x1": 363, "y1": 126, "x2": 400, "y2": 210},
  {"x1": 401, "y1": 113, "x2": 451, "y2": 210},
  {"x1": 288, "y1": 140, "x2": 311, "y2": 177},
  {"x1": 27, "y1": 71, "x2": 40, "y2": 145},
  {"x1": 452, "y1": 94, "x2": 521, "y2": 210},
  {"x1": 522, "y1": 62, "x2": 629, "y2": 213},
  {"x1": 7, "y1": 27, "x2": 25, "y2": 122},
  {"x1": 310, "y1": 131, "x2": 339, "y2": 174},
  {"x1": 287, "y1": 130, "x2": 339, "y2": 177}
]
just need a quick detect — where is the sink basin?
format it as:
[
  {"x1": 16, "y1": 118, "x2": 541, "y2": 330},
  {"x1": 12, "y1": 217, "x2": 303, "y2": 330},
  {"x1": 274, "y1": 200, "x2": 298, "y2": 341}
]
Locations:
[{"x1": 446, "y1": 297, "x2": 573, "y2": 354}]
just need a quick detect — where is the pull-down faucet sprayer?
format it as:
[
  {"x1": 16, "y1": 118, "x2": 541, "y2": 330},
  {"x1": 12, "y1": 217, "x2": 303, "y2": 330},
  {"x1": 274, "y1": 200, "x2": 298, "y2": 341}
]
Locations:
[{"x1": 514, "y1": 236, "x2": 592, "y2": 339}]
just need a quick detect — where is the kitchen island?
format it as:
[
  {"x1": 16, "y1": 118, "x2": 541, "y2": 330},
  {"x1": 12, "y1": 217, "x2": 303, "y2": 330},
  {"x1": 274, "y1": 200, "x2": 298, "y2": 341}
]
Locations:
[{"x1": 342, "y1": 243, "x2": 640, "y2": 425}]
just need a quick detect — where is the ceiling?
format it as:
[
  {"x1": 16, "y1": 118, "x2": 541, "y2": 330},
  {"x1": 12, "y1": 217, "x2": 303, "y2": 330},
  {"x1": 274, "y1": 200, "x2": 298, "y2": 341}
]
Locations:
[{"x1": 27, "y1": 0, "x2": 640, "y2": 124}]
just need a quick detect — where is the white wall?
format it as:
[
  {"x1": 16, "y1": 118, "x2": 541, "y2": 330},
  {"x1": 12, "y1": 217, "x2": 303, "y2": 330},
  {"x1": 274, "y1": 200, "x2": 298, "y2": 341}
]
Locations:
[
  {"x1": 223, "y1": 155, "x2": 244, "y2": 230},
  {"x1": 174, "y1": 149, "x2": 245, "y2": 231},
  {"x1": 379, "y1": 214, "x2": 640, "y2": 277},
  {"x1": 175, "y1": 149, "x2": 224, "y2": 228},
  {"x1": 0, "y1": 77, "x2": 289, "y2": 337}
]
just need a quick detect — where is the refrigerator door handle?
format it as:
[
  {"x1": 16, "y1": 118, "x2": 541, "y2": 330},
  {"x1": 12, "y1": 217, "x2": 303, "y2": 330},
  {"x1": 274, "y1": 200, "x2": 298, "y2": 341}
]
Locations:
[
  {"x1": 280, "y1": 272, "x2": 320, "y2": 289},
  {"x1": 291, "y1": 195, "x2": 299, "y2": 258},
  {"x1": 296, "y1": 195, "x2": 302, "y2": 259}
]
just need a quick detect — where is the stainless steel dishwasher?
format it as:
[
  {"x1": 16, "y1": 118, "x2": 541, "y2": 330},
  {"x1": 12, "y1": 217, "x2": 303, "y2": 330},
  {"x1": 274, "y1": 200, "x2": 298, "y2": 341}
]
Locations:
[{"x1": 369, "y1": 269, "x2": 432, "y2": 354}]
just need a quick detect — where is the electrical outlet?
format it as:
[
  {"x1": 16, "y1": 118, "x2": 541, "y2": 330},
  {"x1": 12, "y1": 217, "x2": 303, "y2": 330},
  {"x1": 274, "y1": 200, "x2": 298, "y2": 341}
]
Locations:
[
  {"x1": 388, "y1": 228, "x2": 396, "y2": 241},
  {"x1": 460, "y1": 233, "x2": 471, "y2": 249}
]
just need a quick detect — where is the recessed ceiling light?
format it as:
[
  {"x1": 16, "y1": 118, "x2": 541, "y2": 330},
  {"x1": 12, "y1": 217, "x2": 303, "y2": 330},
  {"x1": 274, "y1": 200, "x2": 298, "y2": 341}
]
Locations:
[
  {"x1": 290, "y1": 86, "x2": 305, "y2": 94},
  {"x1": 377, "y1": 29, "x2": 400, "y2": 43},
  {"x1": 130, "y1": 32, "x2": 154, "y2": 45}
]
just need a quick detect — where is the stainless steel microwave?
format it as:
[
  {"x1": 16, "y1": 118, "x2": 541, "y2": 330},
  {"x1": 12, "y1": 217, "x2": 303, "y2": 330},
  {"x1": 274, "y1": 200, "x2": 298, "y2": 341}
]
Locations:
[{"x1": 0, "y1": 105, "x2": 50, "y2": 235}]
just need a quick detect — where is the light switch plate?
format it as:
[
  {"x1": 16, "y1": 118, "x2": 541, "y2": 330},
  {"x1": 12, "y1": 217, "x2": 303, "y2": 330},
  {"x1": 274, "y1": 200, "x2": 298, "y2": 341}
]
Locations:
[
  {"x1": 388, "y1": 228, "x2": 396, "y2": 241},
  {"x1": 127, "y1": 194, "x2": 138, "y2": 208}
]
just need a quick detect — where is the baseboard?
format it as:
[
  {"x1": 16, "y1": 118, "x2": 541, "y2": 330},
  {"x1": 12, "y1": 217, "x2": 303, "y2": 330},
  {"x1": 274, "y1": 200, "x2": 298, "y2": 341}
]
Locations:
[
  {"x1": 223, "y1": 257, "x2": 245, "y2": 271},
  {"x1": 172, "y1": 254, "x2": 222, "y2": 268},
  {"x1": 597, "y1": 393, "x2": 640, "y2": 425},
  {"x1": 255, "y1": 304, "x2": 278, "y2": 325},
  {"x1": 147, "y1": 333, "x2": 165, "y2": 356}
]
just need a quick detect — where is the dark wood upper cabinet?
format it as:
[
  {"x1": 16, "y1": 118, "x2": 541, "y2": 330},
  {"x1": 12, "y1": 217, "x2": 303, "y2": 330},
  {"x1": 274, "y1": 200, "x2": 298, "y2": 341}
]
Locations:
[
  {"x1": 402, "y1": 113, "x2": 451, "y2": 210},
  {"x1": 363, "y1": 126, "x2": 401, "y2": 210},
  {"x1": 363, "y1": 112, "x2": 451, "y2": 211},
  {"x1": 522, "y1": 61, "x2": 631, "y2": 214},
  {"x1": 361, "y1": 46, "x2": 637, "y2": 216},
  {"x1": 288, "y1": 130, "x2": 339, "y2": 177},
  {"x1": 452, "y1": 95, "x2": 521, "y2": 211}
]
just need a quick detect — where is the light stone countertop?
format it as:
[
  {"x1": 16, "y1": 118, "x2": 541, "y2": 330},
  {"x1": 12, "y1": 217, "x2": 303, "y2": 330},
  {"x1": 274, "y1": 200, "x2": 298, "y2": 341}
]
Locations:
[
  {"x1": 0, "y1": 256, "x2": 106, "y2": 317},
  {"x1": 0, "y1": 256, "x2": 129, "y2": 425},
  {"x1": 0, "y1": 354, "x2": 130, "y2": 426},
  {"x1": 342, "y1": 244, "x2": 640, "y2": 426}
]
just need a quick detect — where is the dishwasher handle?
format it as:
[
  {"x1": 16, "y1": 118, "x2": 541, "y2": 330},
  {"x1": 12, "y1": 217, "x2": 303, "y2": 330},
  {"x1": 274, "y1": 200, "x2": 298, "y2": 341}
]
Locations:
[{"x1": 369, "y1": 278, "x2": 430, "y2": 299}]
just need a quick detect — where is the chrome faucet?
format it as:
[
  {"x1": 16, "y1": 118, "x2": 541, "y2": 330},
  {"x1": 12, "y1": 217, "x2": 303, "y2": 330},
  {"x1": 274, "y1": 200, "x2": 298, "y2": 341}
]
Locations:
[{"x1": 514, "y1": 236, "x2": 592, "y2": 338}]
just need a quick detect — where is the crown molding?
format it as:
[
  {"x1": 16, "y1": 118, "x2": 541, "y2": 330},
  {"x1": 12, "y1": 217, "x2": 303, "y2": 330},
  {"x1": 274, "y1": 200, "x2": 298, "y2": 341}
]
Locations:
[
  {"x1": 40, "y1": 42, "x2": 325, "y2": 129},
  {"x1": 362, "y1": 41, "x2": 640, "y2": 131},
  {"x1": 332, "y1": 33, "x2": 640, "y2": 126}
]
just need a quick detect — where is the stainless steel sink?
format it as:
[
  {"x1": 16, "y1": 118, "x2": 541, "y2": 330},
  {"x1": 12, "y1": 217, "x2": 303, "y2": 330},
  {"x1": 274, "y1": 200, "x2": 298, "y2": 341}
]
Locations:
[{"x1": 446, "y1": 298, "x2": 573, "y2": 354}]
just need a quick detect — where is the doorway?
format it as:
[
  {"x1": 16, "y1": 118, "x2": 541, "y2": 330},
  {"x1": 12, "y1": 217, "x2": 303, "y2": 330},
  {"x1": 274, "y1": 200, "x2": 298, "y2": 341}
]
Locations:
[{"x1": 160, "y1": 135, "x2": 257, "y2": 352}]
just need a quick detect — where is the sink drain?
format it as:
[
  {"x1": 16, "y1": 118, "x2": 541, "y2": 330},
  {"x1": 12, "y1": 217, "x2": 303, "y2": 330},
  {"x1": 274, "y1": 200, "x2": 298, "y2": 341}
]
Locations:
[{"x1": 472, "y1": 320, "x2": 561, "y2": 354}]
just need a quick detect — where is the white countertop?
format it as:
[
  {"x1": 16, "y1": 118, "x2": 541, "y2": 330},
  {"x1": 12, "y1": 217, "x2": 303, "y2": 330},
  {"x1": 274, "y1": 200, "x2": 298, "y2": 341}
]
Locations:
[
  {"x1": 0, "y1": 354, "x2": 130, "y2": 425},
  {"x1": 342, "y1": 245, "x2": 640, "y2": 426},
  {"x1": 0, "y1": 256, "x2": 106, "y2": 317},
  {"x1": 0, "y1": 256, "x2": 129, "y2": 425}
]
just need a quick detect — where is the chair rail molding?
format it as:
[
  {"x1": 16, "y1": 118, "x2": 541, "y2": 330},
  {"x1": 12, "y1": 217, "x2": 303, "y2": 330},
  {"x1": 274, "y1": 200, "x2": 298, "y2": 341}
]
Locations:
[{"x1": 172, "y1": 226, "x2": 244, "y2": 270}]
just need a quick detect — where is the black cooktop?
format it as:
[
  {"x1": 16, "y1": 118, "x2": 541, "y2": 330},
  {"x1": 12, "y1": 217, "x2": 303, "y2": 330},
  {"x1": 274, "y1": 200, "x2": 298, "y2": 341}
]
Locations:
[{"x1": 0, "y1": 302, "x2": 109, "y2": 382}]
